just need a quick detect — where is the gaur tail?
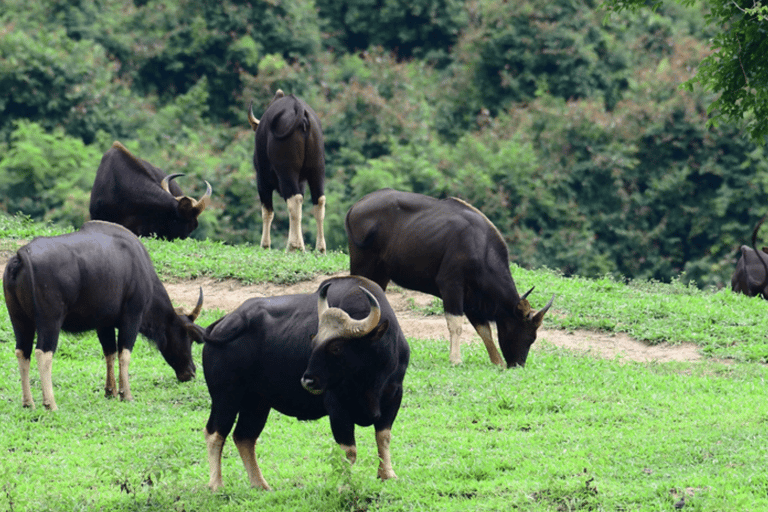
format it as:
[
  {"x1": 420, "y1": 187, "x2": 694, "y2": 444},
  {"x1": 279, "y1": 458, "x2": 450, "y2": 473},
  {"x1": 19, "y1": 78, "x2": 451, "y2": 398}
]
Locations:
[
  {"x1": 16, "y1": 248, "x2": 41, "y2": 327},
  {"x1": 271, "y1": 96, "x2": 307, "y2": 140},
  {"x1": 750, "y1": 214, "x2": 768, "y2": 297},
  {"x1": 197, "y1": 317, "x2": 239, "y2": 346}
]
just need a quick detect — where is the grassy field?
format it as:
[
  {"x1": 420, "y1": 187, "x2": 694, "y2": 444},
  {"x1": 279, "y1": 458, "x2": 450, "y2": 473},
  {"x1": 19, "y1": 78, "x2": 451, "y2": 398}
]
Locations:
[{"x1": 3, "y1": 214, "x2": 768, "y2": 511}]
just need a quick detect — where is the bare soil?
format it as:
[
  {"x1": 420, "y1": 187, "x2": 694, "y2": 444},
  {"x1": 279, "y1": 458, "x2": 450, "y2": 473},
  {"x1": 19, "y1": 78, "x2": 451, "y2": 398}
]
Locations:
[{"x1": 164, "y1": 273, "x2": 702, "y2": 364}]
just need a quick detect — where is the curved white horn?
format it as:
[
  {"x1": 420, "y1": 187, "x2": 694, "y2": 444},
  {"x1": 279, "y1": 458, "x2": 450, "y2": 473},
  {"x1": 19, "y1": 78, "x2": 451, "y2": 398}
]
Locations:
[
  {"x1": 193, "y1": 180, "x2": 213, "y2": 214},
  {"x1": 247, "y1": 101, "x2": 260, "y2": 131},
  {"x1": 315, "y1": 284, "x2": 382, "y2": 342},
  {"x1": 317, "y1": 281, "x2": 332, "y2": 319},
  {"x1": 161, "y1": 173, "x2": 185, "y2": 196}
]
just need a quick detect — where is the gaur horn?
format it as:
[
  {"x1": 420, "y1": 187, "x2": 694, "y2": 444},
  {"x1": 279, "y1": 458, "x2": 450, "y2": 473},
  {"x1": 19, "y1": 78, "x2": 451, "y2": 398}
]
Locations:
[
  {"x1": 175, "y1": 287, "x2": 204, "y2": 320},
  {"x1": 247, "y1": 101, "x2": 259, "y2": 131},
  {"x1": 532, "y1": 294, "x2": 556, "y2": 325},
  {"x1": 190, "y1": 287, "x2": 204, "y2": 321},
  {"x1": 317, "y1": 281, "x2": 332, "y2": 318},
  {"x1": 316, "y1": 283, "x2": 381, "y2": 342},
  {"x1": 522, "y1": 286, "x2": 535, "y2": 300},
  {"x1": 192, "y1": 180, "x2": 213, "y2": 214},
  {"x1": 161, "y1": 173, "x2": 185, "y2": 197}
]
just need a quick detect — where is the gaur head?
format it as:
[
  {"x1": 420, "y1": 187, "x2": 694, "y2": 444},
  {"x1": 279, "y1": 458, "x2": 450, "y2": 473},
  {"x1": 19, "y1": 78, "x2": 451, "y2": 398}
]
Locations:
[
  {"x1": 247, "y1": 90, "x2": 285, "y2": 131},
  {"x1": 497, "y1": 287, "x2": 555, "y2": 368},
  {"x1": 157, "y1": 173, "x2": 212, "y2": 240},
  {"x1": 301, "y1": 283, "x2": 389, "y2": 396},
  {"x1": 162, "y1": 287, "x2": 205, "y2": 381}
]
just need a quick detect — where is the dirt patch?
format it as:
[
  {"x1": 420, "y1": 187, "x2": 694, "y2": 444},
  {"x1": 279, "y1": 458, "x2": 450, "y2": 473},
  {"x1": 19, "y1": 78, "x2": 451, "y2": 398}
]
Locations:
[{"x1": 164, "y1": 275, "x2": 702, "y2": 364}]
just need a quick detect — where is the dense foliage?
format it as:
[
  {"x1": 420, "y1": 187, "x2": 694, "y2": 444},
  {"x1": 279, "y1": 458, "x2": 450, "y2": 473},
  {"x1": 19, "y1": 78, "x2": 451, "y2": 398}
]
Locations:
[
  {"x1": 1, "y1": 0, "x2": 766, "y2": 288},
  {"x1": 604, "y1": 0, "x2": 768, "y2": 143}
]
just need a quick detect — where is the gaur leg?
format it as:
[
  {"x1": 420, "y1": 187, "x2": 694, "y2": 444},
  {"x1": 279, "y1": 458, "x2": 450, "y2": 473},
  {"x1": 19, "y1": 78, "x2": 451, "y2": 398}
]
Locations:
[
  {"x1": 445, "y1": 314, "x2": 464, "y2": 365},
  {"x1": 35, "y1": 348, "x2": 57, "y2": 411},
  {"x1": 116, "y1": 323, "x2": 140, "y2": 401},
  {"x1": 312, "y1": 195, "x2": 326, "y2": 254},
  {"x1": 261, "y1": 205, "x2": 275, "y2": 250},
  {"x1": 308, "y1": 178, "x2": 326, "y2": 254},
  {"x1": 374, "y1": 381, "x2": 404, "y2": 480},
  {"x1": 105, "y1": 353, "x2": 117, "y2": 397},
  {"x1": 117, "y1": 349, "x2": 133, "y2": 401},
  {"x1": 204, "y1": 389, "x2": 244, "y2": 491},
  {"x1": 329, "y1": 409, "x2": 357, "y2": 465},
  {"x1": 285, "y1": 194, "x2": 305, "y2": 252},
  {"x1": 437, "y1": 277, "x2": 465, "y2": 365},
  {"x1": 257, "y1": 185, "x2": 275, "y2": 250},
  {"x1": 466, "y1": 314, "x2": 504, "y2": 367},
  {"x1": 34, "y1": 325, "x2": 61, "y2": 411},
  {"x1": 11, "y1": 319, "x2": 36, "y2": 408},
  {"x1": 205, "y1": 428, "x2": 227, "y2": 492},
  {"x1": 16, "y1": 349, "x2": 35, "y2": 408},
  {"x1": 375, "y1": 429, "x2": 396, "y2": 480},
  {"x1": 7, "y1": 289, "x2": 36, "y2": 408},
  {"x1": 97, "y1": 327, "x2": 118, "y2": 398},
  {"x1": 232, "y1": 403, "x2": 272, "y2": 490}
]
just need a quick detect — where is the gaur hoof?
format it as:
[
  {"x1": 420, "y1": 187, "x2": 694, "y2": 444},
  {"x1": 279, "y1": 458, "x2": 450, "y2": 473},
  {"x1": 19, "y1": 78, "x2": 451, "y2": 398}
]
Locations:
[{"x1": 378, "y1": 469, "x2": 398, "y2": 480}]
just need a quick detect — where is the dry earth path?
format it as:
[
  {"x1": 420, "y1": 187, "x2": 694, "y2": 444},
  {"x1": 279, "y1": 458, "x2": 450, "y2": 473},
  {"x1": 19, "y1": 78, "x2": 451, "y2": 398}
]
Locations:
[{"x1": 164, "y1": 273, "x2": 702, "y2": 364}]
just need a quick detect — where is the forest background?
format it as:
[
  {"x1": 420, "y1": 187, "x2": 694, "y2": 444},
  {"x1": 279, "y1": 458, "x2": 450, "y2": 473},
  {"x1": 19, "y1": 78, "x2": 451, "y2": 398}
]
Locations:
[{"x1": 1, "y1": 0, "x2": 767, "y2": 289}]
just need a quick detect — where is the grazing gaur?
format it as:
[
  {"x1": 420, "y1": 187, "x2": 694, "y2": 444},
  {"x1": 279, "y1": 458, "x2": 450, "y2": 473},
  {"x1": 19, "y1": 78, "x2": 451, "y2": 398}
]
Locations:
[
  {"x1": 89, "y1": 141, "x2": 212, "y2": 240},
  {"x1": 192, "y1": 276, "x2": 409, "y2": 491},
  {"x1": 345, "y1": 188, "x2": 554, "y2": 368},
  {"x1": 731, "y1": 216, "x2": 768, "y2": 297},
  {"x1": 3, "y1": 221, "x2": 204, "y2": 411},
  {"x1": 248, "y1": 89, "x2": 326, "y2": 253}
]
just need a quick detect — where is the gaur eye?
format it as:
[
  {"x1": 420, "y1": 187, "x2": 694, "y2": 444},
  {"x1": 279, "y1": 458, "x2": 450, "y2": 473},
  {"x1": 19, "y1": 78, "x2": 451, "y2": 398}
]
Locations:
[{"x1": 328, "y1": 342, "x2": 343, "y2": 356}]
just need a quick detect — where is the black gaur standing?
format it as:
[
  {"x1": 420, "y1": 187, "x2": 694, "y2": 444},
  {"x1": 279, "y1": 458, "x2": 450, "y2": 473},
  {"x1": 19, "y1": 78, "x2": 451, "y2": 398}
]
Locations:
[
  {"x1": 192, "y1": 276, "x2": 409, "y2": 491},
  {"x1": 345, "y1": 188, "x2": 554, "y2": 368},
  {"x1": 248, "y1": 90, "x2": 326, "y2": 253},
  {"x1": 3, "y1": 221, "x2": 204, "y2": 410}
]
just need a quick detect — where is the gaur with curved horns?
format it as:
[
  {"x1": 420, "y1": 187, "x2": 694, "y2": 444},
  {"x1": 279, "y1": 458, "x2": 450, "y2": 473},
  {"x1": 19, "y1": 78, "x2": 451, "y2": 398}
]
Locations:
[
  {"x1": 89, "y1": 141, "x2": 212, "y2": 240},
  {"x1": 346, "y1": 188, "x2": 554, "y2": 368},
  {"x1": 3, "y1": 221, "x2": 205, "y2": 410},
  {"x1": 191, "y1": 276, "x2": 409, "y2": 491},
  {"x1": 248, "y1": 89, "x2": 326, "y2": 253}
]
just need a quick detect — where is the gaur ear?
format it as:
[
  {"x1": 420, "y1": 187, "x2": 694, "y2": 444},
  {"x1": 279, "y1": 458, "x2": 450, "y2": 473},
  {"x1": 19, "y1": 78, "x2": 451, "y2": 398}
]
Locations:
[
  {"x1": 516, "y1": 299, "x2": 532, "y2": 318},
  {"x1": 185, "y1": 323, "x2": 207, "y2": 344}
]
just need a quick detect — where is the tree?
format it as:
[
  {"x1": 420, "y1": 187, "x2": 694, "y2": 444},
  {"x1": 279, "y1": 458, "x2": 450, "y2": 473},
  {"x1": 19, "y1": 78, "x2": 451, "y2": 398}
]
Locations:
[{"x1": 603, "y1": 0, "x2": 768, "y2": 143}]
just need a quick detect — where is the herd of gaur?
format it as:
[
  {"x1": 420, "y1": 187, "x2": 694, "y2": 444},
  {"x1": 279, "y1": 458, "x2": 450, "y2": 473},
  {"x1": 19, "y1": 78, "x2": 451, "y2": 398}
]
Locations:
[{"x1": 3, "y1": 90, "x2": 766, "y2": 491}]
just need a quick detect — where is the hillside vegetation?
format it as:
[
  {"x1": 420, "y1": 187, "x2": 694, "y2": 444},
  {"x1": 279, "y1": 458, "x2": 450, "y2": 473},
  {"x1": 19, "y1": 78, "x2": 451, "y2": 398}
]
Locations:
[{"x1": 1, "y1": 0, "x2": 766, "y2": 288}]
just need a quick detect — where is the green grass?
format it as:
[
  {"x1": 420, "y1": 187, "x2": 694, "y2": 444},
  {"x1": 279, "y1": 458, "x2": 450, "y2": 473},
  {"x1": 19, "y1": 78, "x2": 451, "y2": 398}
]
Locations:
[
  {"x1": 2, "y1": 337, "x2": 768, "y2": 511},
  {"x1": 3, "y1": 213, "x2": 768, "y2": 510}
]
